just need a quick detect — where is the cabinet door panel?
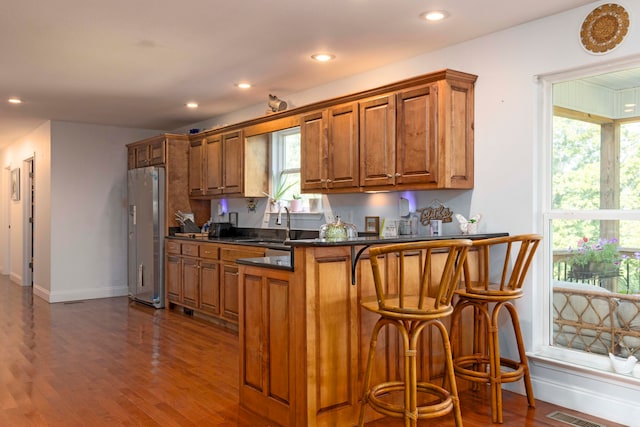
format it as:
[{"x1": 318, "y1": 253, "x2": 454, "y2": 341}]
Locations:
[
  {"x1": 445, "y1": 79, "x2": 475, "y2": 187},
  {"x1": 166, "y1": 254, "x2": 181, "y2": 302},
  {"x1": 149, "y1": 139, "x2": 165, "y2": 165},
  {"x1": 396, "y1": 85, "x2": 438, "y2": 185},
  {"x1": 222, "y1": 131, "x2": 243, "y2": 195},
  {"x1": 300, "y1": 111, "x2": 327, "y2": 192},
  {"x1": 135, "y1": 145, "x2": 150, "y2": 168},
  {"x1": 182, "y1": 257, "x2": 200, "y2": 306},
  {"x1": 222, "y1": 263, "x2": 240, "y2": 322},
  {"x1": 205, "y1": 135, "x2": 223, "y2": 195},
  {"x1": 359, "y1": 95, "x2": 396, "y2": 188},
  {"x1": 328, "y1": 103, "x2": 359, "y2": 189},
  {"x1": 189, "y1": 140, "x2": 204, "y2": 196},
  {"x1": 200, "y1": 260, "x2": 220, "y2": 314}
]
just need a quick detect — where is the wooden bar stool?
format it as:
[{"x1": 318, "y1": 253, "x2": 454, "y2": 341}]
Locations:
[
  {"x1": 358, "y1": 239, "x2": 472, "y2": 427},
  {"x1": 449, "y1": 234, "x2": 542, "y2": 423}
]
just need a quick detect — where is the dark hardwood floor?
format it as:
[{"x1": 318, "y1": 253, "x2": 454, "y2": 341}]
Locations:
[{"x1": 0, "y1": 276, "x2": 622, "y2": 426}]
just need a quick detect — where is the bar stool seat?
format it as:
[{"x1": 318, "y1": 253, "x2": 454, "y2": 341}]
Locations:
[
  {"x1": 358, "y1": 239, "x2": 472, "y2": 427},
  {"x1": 450, "y1": 234, "x2": 542, "y2": 424}
]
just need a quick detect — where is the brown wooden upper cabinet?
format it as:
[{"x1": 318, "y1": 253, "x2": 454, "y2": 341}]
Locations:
[
  {"x1": 127, "y1": 134, "x2": 169, "y2": 169},
  {"x1": 190, "y1": 131, "x2": 243, "y2": 197},
  {"x1": 190, "y1": 130, "x2": 268, "y2": 198},
  {"x1": 359, "y1": 78, "x2": 474, "y2": 191},
  {"x1": 300, "y1": 102, "x2": 359, "y2": 192},
  {"x1": 188, "y1": 69, "x2": 475, "y2": 196}
]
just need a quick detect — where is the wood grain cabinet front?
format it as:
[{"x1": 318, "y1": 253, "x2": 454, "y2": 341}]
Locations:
[
  {"x1": 165, "y1": 239, "x2": 264, "y2": 328},
  {"x1": 300, "y1": 102, "x2": 359, "y2": 193},
  {"x1": 189, "y1": 130, "x2": 268, "y2": 199}
]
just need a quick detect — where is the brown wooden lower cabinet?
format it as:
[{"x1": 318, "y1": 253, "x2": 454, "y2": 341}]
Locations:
[
  {"x1": 239, "y1": 265, "x2": 295, "y2": 427},
  {"x1": 165, "y1": 238, "x2": 264, "y2": 327},
  {"x1": 238, "y1": 245, "x2": 475, "y2": 426}
]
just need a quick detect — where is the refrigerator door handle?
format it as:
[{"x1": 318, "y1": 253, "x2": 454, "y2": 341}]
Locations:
[{"x1": 138, "y1": 263, "x2": 143, "y2": 288}]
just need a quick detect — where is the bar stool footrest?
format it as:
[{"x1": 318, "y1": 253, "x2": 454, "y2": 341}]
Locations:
[
  {"x1": 453, "y1": 355, "x2": 526, "y2": 384},
  {"x1": 368, "y1": 381, "x2": 454, "y2": 420}
]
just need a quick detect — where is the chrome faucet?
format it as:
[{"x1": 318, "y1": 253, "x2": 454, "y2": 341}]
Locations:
[
  {"x1": 275, "y1": 206, "x2": 291, "y2": 241},
  {"x1": 283, "y1": 206, "x2": 291, "y2": 241}
]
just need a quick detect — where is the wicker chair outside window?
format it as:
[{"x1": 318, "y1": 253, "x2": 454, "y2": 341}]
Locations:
[
  {"x1": 358, "y1": 239, "x2": 472, "y2": 427},
  {"x1": 449, "y1": 234, "x2": 542, "y2": 424}
]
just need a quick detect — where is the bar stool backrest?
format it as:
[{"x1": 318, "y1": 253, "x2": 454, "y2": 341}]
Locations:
[
  {"x1": 368, "y1": 239, "x2": 472, "y2": 316},
  {"x1": 463, "y1": 234, "x2": 542, "y2": 294}
]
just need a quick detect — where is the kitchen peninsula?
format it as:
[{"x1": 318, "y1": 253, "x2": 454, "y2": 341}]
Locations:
[{"x1": 236, "y1": 232, "x2": 506, "y2": 426}]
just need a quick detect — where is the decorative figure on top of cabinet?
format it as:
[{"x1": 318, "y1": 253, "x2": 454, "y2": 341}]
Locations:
[{"x1": 267, "y1": 94, "x2": 287, "y2": 113}]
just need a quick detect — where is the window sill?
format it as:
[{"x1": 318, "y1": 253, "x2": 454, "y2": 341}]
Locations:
[
  {"x1": 267, "y1": 211, "x2": 324, "y2": 219},
  {"x1": 528, "y1": 346, "x2": 640, "y2": 385}
]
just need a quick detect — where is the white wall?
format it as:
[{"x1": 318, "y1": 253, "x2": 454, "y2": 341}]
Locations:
[
  {"x1": 182, "y1": 1, "x2": 640, "y2": 424},
  {"x1": 0, "y1": 120, "x2": 159, "y2": 302},
  {"x1": 46, "y1": 122, "x2": 159, "y2": 302},
  {"x1": 0, "y1": 121, "x2": 51, "y2": 290}
]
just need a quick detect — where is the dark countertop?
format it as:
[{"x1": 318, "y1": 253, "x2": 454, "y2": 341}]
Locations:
[
  {"x1": 285, "y1": 232, "x2": 508, "y2": 247},
  {"x1": 234, "y1": 232, "x2": 509, "y2": 272},
  {"x1": 235, "y1": 255, "x2": 293, "y2": 271}
]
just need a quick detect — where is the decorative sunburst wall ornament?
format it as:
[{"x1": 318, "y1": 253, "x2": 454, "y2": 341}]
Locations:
[{"x1": 580, "y1": 3, "x2": 630, "y2": 54}]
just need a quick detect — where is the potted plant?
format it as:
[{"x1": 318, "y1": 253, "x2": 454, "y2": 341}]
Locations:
[
  {"x1": 289, "y1": 194, "x2": 303, "y2": 212},
  {"x1": 269, "y1": 174, "x2": 297, "y2": 212},
  {"x1": 568, "y1": 237, "x2": 622, "y2": 278}
]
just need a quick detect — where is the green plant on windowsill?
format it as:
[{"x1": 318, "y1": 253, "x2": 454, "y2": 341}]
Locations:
[{"x1": 268, "y1": 175, "x2": 298, "y2": 210}]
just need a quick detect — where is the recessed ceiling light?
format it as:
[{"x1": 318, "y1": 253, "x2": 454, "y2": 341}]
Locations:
[
  {"x1": 186, "y1": 102, "x2": 198, "y2": 108},
  {"x1": 420, "y1": 10, "x2": 450, "y2": 21},
  {"x1": 236, "y1": 82, "x2": 252, "y2": 89},
  {"x1": 8, "y1": 98, "x2": 22, "y2": 104},
  {"x1": 624, "y1": 108, "x2": 634, "y2": 113},
  {"x1": 624, "y1": 103, "x2": 636, "y2": 108},
  {"x1": 311, "y1": 53, "x2": 335, "y2": 62}
]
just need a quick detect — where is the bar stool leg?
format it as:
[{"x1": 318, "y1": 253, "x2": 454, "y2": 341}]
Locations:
[
  {"x1": 403, "y1": 324, "x2": 415, "y2": 427},
  {"x1": 358, "y1": 318, "x2": 388, "y2": 427},
  {"x1": 506, "y1": 303, "x2": 536, "y2": 408},
  {"x1": 435, "y1": 320, "x2": 463, "y2": 427},
  {"x1": 489, "y1": 304, "x2": 503, "y2": 424}
]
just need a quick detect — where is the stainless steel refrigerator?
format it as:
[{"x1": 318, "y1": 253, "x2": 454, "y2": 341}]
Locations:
[{"x1": 128, "y1": 166, "x2": 165, "y2": 308}]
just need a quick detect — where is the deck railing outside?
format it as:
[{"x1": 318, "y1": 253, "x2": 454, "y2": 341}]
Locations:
[{"x1": 553, "y1": 248, "x2": 640, "y2": 294}]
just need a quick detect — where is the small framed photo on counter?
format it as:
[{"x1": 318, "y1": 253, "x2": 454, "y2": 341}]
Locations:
[
  {"x1": 229, "y1": 212, "x2": 238, "y2": 227},
  {"x1": 365, "y1": 216, "x2": 380, "y2": 234}
]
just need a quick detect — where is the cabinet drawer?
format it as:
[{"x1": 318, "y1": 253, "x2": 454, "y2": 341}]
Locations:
[
  {"x1": 221, "y1": 247, "x2": 265, "y2": 262},
  {"x1": 181, "y1": 242, "x2": 200, "y2": 257},
  {"x1": 166, "y1": 240, "x2": 181, "y2": 254},
  {"x1": 200, "y1": 244, "x2": 219, "y2": 260}
]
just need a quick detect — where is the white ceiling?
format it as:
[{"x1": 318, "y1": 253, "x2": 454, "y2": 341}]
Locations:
[{"x1": 0, "y1": 0, "x2": 597, "y2": 147}]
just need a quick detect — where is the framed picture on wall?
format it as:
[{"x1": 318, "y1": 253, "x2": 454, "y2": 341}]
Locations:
[{"x1": 11, "y1": 168, "x2": 19, "y2": 201}]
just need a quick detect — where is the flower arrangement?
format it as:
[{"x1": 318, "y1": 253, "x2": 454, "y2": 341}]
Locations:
[{"x1": 567, "y1": 237, "x2": 622, "y2": 270}]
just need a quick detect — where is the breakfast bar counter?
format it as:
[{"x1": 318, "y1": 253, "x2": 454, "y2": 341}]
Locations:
[{"x1": 237, "y1": 233, "x2": 506, "y2": 426}]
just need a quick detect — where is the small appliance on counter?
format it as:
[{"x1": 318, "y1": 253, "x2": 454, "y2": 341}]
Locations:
[{"x1": 209, "y1": 222, "x2": 234, "y2": 238}]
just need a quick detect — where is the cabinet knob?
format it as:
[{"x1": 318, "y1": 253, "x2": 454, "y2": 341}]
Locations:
[
  {"x1": 395, "y1": 173, "x2": 401, "y2": 177},
  {"x1": 386, "y1": 174, "x2": 393, "y2": 178}
]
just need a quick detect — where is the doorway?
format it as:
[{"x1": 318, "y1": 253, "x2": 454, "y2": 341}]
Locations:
[{"x1": 23, "y1": 157, "x2": 34, "y2": 287}]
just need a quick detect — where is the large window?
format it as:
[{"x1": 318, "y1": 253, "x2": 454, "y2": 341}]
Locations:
[
  {"x1": 548, "y1": 71, "x2": 640, "y2": 360},
  {"x1": 271, "y1": 127, "x2": 301, "y2": 201}
]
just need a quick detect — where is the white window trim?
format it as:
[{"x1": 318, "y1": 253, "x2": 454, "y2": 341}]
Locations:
[{"x1": 530, "y1": 58, "x2": 640, "y2": 379}]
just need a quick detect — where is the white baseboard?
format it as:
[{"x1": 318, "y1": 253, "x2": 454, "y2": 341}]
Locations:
[
  {"x1": 10, "y1": 272, "x2": 22, "y2": 285},
  {"x1": 33, "y1": 284, "x2": 128, "y2": 303},
  {"x1": 529, "y1": 354, "x2": 640, "y2": 426}
]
